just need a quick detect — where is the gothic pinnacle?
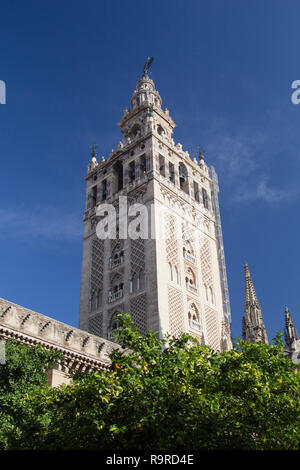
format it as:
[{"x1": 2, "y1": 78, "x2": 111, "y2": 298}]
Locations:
[
  {"x1": 284, "y1": 306, "x2": 299, "y2": 350},
  {"x1": 244, "y1": 262, "x2": 260, "y2": 309},
  {"x1": 242, "y1": 262, "x2": 268, "y2": 344}
]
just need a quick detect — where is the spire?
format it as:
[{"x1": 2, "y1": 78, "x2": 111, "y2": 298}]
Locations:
[
  {"x1": 284, "y1": 306, "x2": 299, "y2": 350},
  {"x1": 87, "y1": 143, "x2": 98, "y2": 173},
  {"x1": 242, "y1": 262, "x2": 268, "y2": 344},
  {"x1": 244, "y1": 262, "x2": 260, "y2": 309},
  {"x1": 118, "y1": 59, "x2": 176, "y2": 147}
]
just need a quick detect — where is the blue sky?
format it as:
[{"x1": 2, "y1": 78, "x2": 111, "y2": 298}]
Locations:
[{"x1": 0, "y1": 0, "x2": 299, "y2": 341}]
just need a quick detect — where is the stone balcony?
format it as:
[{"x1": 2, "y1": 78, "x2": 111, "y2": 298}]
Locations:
[
  {"x1": 184, "y1": 251, "x2": 196, "y2": 264},
  {"x1": 108, "y1": 289, "x2": 124, "y2": 304},
  {"x1": 186, "y1": 283, "x2": 198, "y2": 294},
  {"x1": 109, "y1": 257, "x2": 124, "y2": 269},
  {"x1": 189, "y1": 319, "x2": 202, "y2": 332}
]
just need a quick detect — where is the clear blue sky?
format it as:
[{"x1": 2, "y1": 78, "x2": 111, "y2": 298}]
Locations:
[{"x1": 0, "y1": 0, "x2": 299, "y2": 341}]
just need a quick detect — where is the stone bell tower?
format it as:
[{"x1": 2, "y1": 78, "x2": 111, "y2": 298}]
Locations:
[{"x1": 79, "y1": 62, "x2": 232, "y2": 351}]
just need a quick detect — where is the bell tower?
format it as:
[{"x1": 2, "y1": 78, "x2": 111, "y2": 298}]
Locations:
[{"x1": 79, "y1": 62, "x2": 232, "y2": 350}]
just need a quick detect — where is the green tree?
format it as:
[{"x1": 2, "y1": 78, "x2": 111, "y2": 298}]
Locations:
[
  {"x1": 11, "y1": 313, "x2": 300, "y2": 450},
  {"x1": 0, "y1": 339, "x2": 62, "y2": 449}
]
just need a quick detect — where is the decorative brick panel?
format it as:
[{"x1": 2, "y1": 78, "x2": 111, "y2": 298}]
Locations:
[
  {"x1": 205, "y1": 306, "x2": 220, "y2": 350},
  {"x1": 130, "y1": 293, "x2": 147, "y2": 334},
  {"x1": 168, "y1": 286, "x2": 184, "y2": 337}
]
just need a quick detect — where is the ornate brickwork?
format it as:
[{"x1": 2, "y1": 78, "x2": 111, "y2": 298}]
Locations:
[
  {"x1": 165, "y1": 213, "x2": 179, "y2": 265},
  {"x1": 91, "y1": 238, "x2": 104, "y2": 295},
  {"x1": 200, "y1": 237, "x2": 213, "y2": 288},
  {"x1": 88, "y1": 313, "x2": 103, "y2": 337},
  {"x1": 130, "y1": 238, "x2": 145, "y2": 276},
  {"x1": 168, "y1": 286, "x2": 184, "y2": 337},
  {"x1": 130, "y1": 293, "x2": 147, "y2": 334},
  {"x1": 204, "y1": 306, "x2": 220, "y2": 350}
]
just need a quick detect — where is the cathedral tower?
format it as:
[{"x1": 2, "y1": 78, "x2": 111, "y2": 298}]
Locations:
[
  {"x1": 79, "y1": 64, "x2": 232, "y2": 351},
  {"x1": 242, "y1": 262, "x2": 268, "y2": 344}
]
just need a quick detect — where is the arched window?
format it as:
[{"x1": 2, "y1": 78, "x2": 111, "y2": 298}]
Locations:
[
  {"x1": 188, "y1": 304, "x2": 201, "y2": 332},
  {"x1": 130, "y1": 123, "x2": 141, "y2": 139},
  {"x1": 113, "y1": 161, "x2": 123, "y2": 191},
  {"x1": 157, "y1": 124, "x2": 164, "y2": 136},
  {"x1": 109, "y1": 274, "x2": 123, "y2": 301},
  {"x1": 183, "y1": 241, "x2": 195, "y2": 263},
  {"x1": 186, "y1": 267, "x2": 196, "y2": 286},
  {"x1": 186, "y1": 240, "x2": 194, "y2": 256},
  {"x1": 110, "y1": 246, "x2": 124, "y2": 268},
  {"x1": 178, "y1": 162, "x2": 189, "y2": 194}
]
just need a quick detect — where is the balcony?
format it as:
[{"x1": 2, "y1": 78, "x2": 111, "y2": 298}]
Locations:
[
  {"x1": 109, "y1": 256, "x2": 124, "y2": 269},
  {"x1": 184, "y1": 251, "x2": 196, "y2": 264},
  {"x1": 108, "y1": 289, "x2": 123, "y2": 303},
  {"x1": 189, "y1": 319, "x2": 202, "y2": 332},
  {"x1": 186, "y1": 283, "x2": 198, "y2": 294}
]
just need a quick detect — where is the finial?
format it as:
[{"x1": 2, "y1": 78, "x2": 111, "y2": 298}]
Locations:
[
  {"x1": 142, "y1": 56, "x2": 154, "y2": 77},
  {"x1": 91, "y1": 143, "x2": 97, "y2": 158},
  {"x1": 198, "y1": 144, "x2": 205, "y2": 161}
]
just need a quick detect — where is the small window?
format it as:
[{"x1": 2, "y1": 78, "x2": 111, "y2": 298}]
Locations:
[
  {"x1": 169, "y1": 162, "x2": 175, "y2": 183},
  {"x1": 89, "y1": 185, "x2": 97, "y2": 208},
  {"x1": 113, "y1": 161, "x2": 123, "y2": 191},
  {"x1": 157, "y1": 125, "x2": 164, "y2": 136},
  {"x1": 102, "y1": 180, "x2": 107, "y2": 200},
  {"x1": 130, "y1": 279, "x2": 134, "y2": 293},
  {"x1": 129, "y1": 161, "x2": 135, "y2": 181},
  {"x1": 140, "y1": 154, "x2": 147, "y2": 173},
  {"x1": 159, "y1": 155, "x2": 165, "y2": 176},
  {"x1": 202, "y1": 188, "x2": 209, "y2": 209},
  {"x1": 194, "y1": 182, "x2": 199, "y2": 202},
  {"x1": 179, "y1": 163, "x2": 189, "y2": 194}
]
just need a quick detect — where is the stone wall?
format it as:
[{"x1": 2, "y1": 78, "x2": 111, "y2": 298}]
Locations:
[{"x1": 0, "y1": 298, "x2": 119, "y2": 386}]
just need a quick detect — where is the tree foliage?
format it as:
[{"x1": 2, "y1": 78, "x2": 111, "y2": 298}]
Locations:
[
  {"x1": 1, "y1": 314, "x2": 299, "y2": 450},
  {"x1": 0, "y1": 339, "x2": 62, "y2": 449}
]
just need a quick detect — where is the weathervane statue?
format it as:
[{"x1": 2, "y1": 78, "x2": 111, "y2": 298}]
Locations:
[{"x1": 142, "y1": 56, "x2": 154, "y2": 77}]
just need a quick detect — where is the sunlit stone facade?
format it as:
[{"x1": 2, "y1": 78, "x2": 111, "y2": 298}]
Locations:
[{"x1": 79, "y1": 72, "x2": 232, "y2": 351}]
